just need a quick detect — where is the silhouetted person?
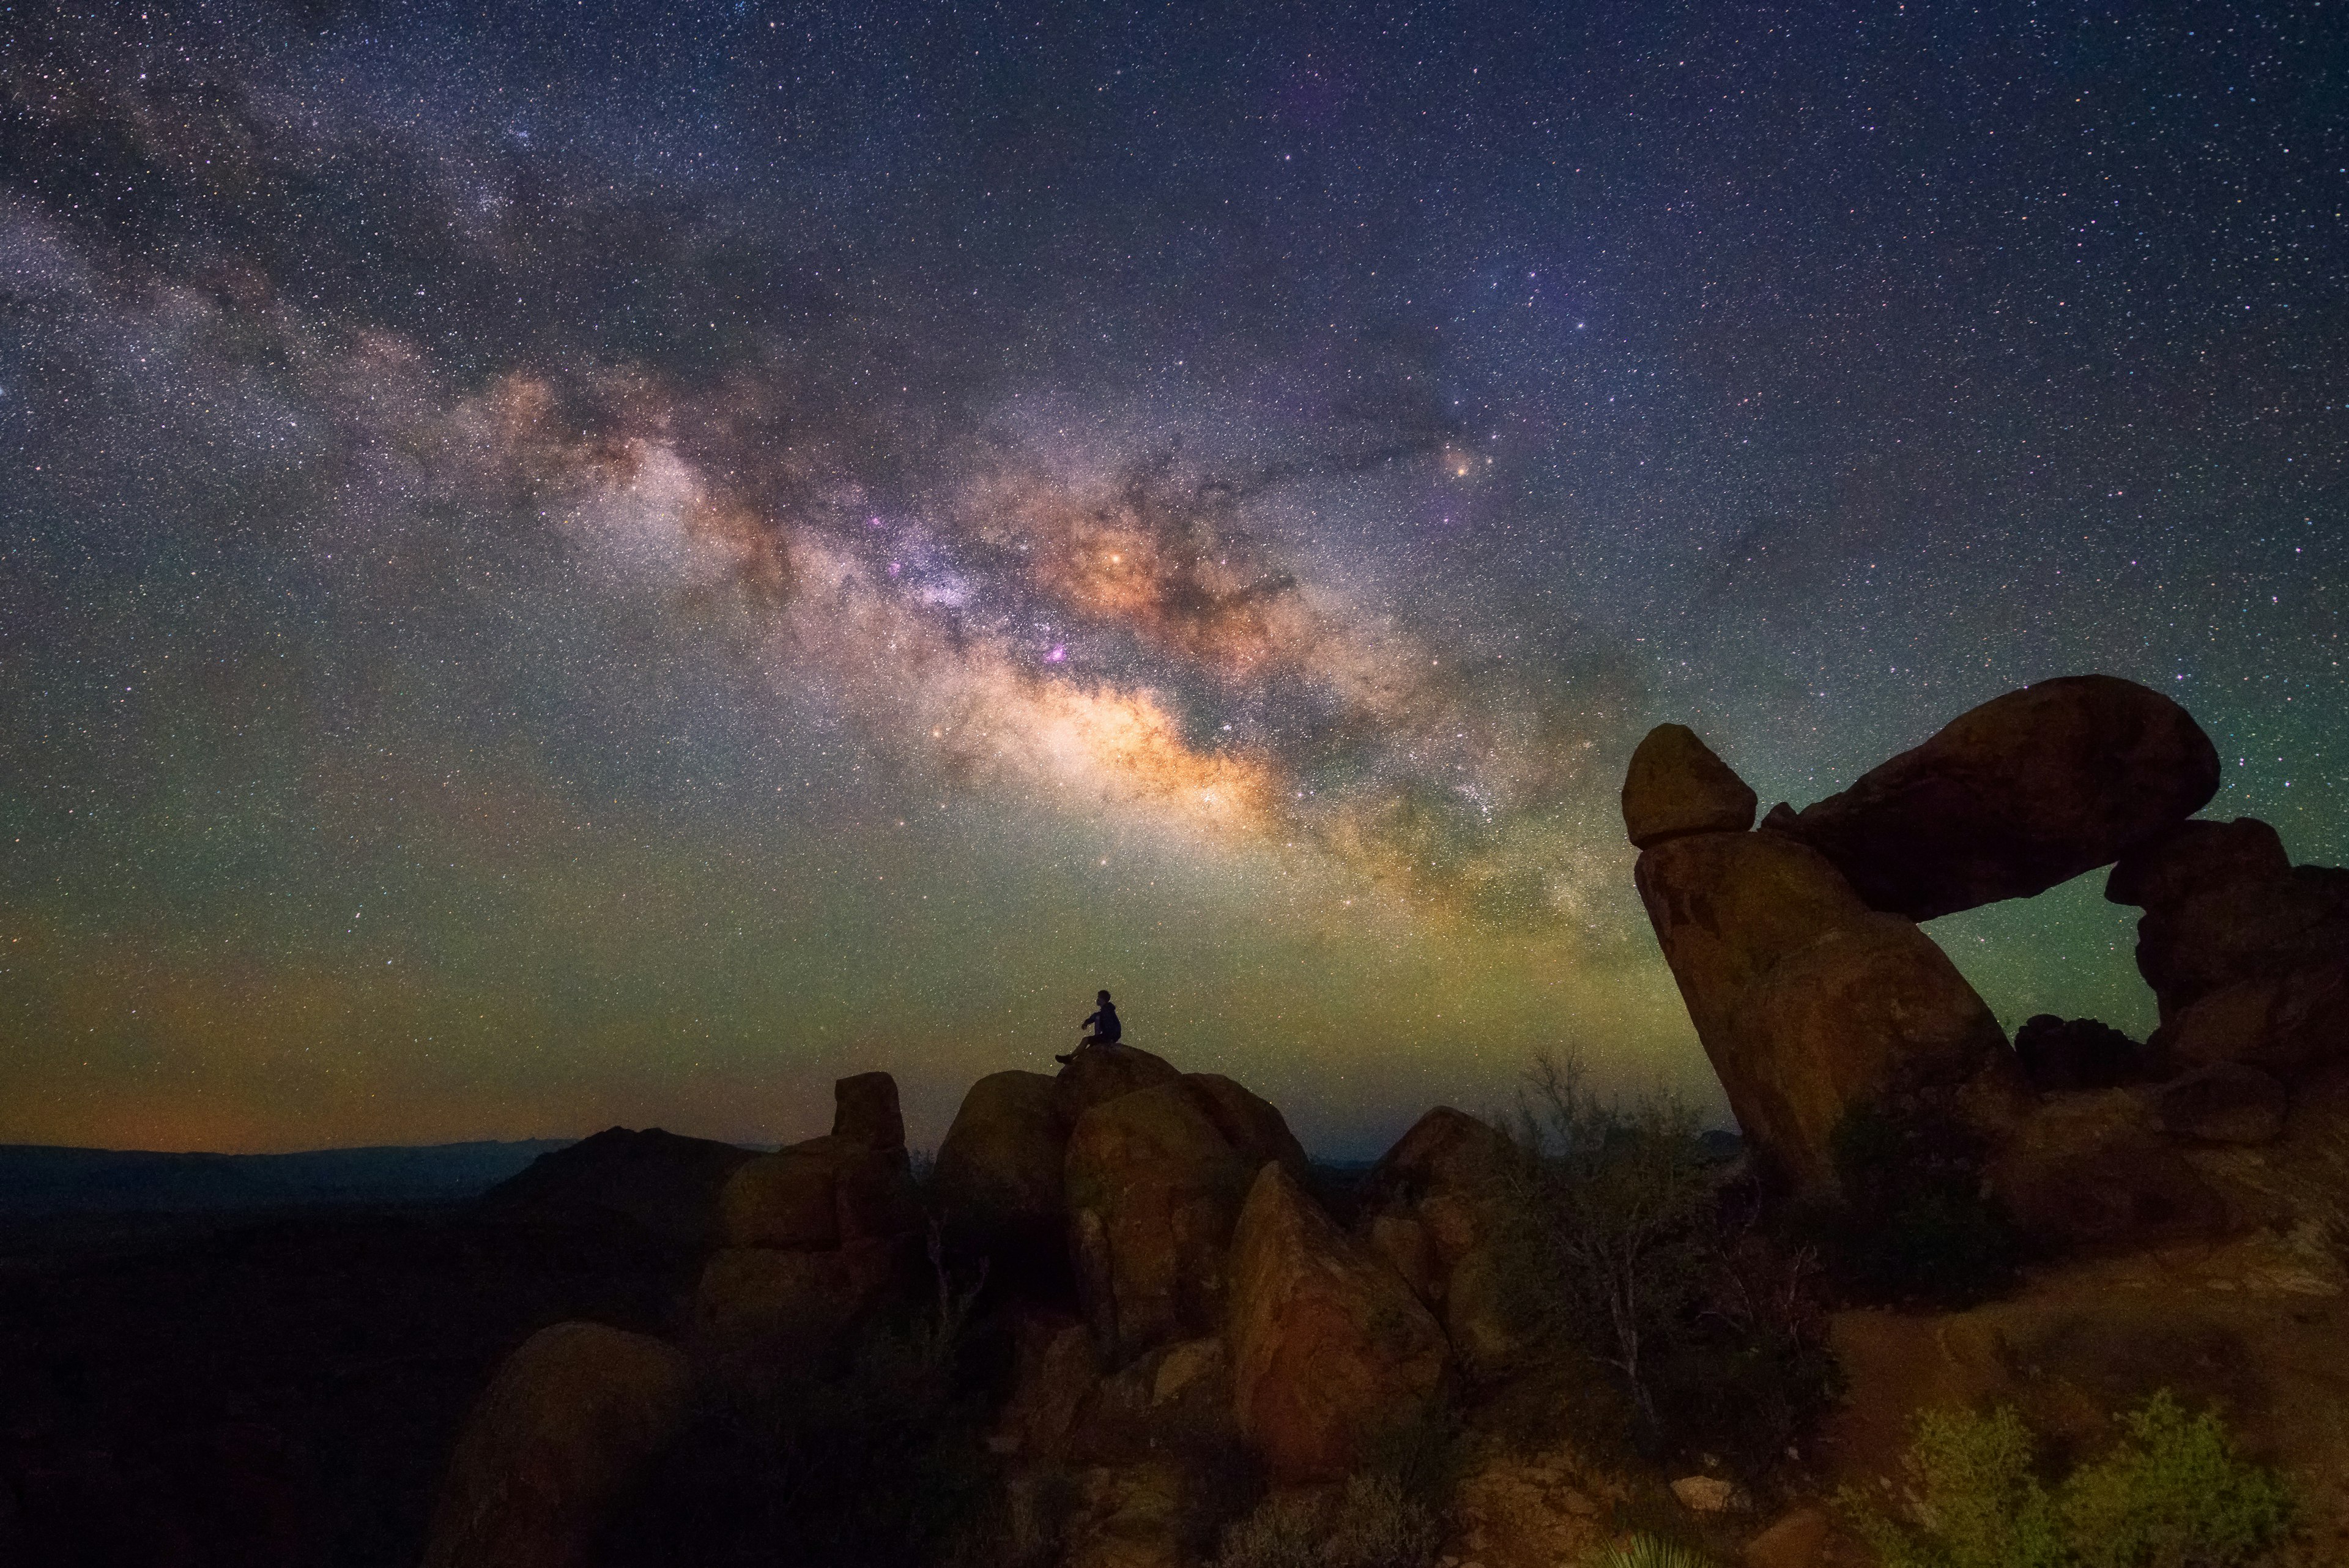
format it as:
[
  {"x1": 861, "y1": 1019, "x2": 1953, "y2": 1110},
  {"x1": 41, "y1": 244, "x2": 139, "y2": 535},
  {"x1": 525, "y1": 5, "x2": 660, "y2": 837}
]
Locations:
[{"x1": 1056, "y1": 990, "x2": 1121, "y2": 1063}]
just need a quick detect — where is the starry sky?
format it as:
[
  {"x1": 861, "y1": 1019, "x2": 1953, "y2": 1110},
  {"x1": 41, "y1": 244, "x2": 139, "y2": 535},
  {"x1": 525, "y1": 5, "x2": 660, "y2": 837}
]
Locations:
[{"x1": 2, "y1": 0, "x2": 2342, "y2": 1157}]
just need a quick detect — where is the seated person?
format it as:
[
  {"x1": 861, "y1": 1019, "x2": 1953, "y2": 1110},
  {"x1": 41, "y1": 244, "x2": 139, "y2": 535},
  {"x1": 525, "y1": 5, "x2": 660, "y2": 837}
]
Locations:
[{"x1": 1056, "y1": 990, "x2": 1121, "y2": 1063}]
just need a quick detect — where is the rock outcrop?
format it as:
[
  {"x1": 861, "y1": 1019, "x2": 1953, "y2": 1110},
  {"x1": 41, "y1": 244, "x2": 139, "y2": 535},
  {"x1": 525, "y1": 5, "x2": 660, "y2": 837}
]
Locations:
[
  {"x1": 1764, "y1": 675, "x2": 2219, "y2": 920},
  {"x1": 2104, "y1": 815, "x2": 2349, "y2": 1088},
  {"x1": 1355, "y1": 1106, "x2": 1520, "y2": 1375},
  {"x1": 1631, "y1": 804, "x2": 2019, "y2": 1189},
  {"x1": 1064, "y1": 1074, "x2": 1307, "y2": 1362},
  {"x1": 2155, "y1": 1062, "x2": 2289, "y2": 1145},
  {"x1": 1622, "y1": 723, "x2": 1759, "y2": 849},
  {"x1": 1052, "y1": 1042, "x2": 1183, "y2": 1131},
  {"x1": 421, "y1": 1321, "x2": 691, "y2": 1568},
  {"x1": 1226, "y1": 1163, "x2": 1450, "y2": 1482},
  {"x1": 694, "y1": 1074, "x2": 921, "y2": 1377},
  {"x1": 1987, "y1": 1089, "x2": 2228, "y2": 1249}
]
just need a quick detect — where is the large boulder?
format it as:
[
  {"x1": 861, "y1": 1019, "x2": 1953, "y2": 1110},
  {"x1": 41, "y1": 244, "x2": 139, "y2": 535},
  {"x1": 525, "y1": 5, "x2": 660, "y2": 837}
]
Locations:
[
  {"x1": 1064, "y1": 1074, "x2": 1306, "y2": 1362},
  {"x1": 1987, "y1": 1090, "x2": 2229, "y2": 1250},
  {"x1": 1765, "y1": 675, "x2": 2219, "y2": 920},
  {"x1": 1622, "y1": 723, "x2": 1759, "y2": 849},
  {"x1": 1052, "y1": 1042, "x2": 1182, "y2": 1131},
  {"x1": 2155, "y1": 1063, "x2": 2288, "y2": 1145},
  {"x1": 1635, "y1": 830, "x2": 2019, "y2": 1189},
  {"x1": 2154, "y1": 956, "x2": 2349, "y2": 1080},
  {"x1": 1355, "y1": 1107, "x2": 1518, "y2": 1373},
  {"x1": 937, "y1": 1069, "x2": 1066, "y2": 1263},
  {"x1": 421, "y1": 1322, "x2": 691, "y2": 1568},
  {"x1": 690, "y1": 1238, "x2": 904, "y2": 1378},
  {"x1": 1225, "y1": 1163, "x2": 1450, "y2": 1482},
  {"x1": 2108, "y1": 818, "x2": 2349, "y2": 1028},
  {"x1": 477, "y1": 1127, "x2": 752, "y2": 1247}
]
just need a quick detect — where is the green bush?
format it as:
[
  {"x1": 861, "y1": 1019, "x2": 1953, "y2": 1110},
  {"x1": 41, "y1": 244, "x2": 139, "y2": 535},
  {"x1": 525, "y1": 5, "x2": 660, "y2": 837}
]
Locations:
[{"x1": 1846, "y1": 1394, "x2": 2295, "y2": 1568}]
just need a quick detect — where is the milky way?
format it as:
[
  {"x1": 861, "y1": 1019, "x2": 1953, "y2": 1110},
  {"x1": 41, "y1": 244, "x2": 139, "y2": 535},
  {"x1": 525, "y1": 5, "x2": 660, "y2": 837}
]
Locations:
[{"x1": 3, "y1": 1, "x2": 2342, "y2": 1154}]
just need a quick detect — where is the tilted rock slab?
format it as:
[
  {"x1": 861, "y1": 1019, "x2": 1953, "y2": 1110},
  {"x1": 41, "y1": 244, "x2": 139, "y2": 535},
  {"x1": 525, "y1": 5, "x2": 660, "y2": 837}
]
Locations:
[
  {"x1": 1764, "y1": 674, "x2": 2219, "y2": 921},
  {"x1": 1226, "y1": 1162, "x2": 1450, "y2": 1482},
  {"x1": 421, "y1": 1321, "x2": 691, "y2": 1568},
  {"x1": 1633, "y1": 817, "x2": 2021, "y2": 1189},
  {"x1": 937, "y1": 1068, "x2": 1066, "y2": 1257},
  {"x1": 1064, "y1": 1074, "x2": 1306, "y2": 1364}
]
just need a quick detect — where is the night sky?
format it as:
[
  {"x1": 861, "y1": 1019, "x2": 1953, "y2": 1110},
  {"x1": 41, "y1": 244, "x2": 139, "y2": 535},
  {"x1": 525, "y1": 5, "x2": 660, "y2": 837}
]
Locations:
[{"x1": 3, "y1": 1, "x2": 2342, "y2": 1157}]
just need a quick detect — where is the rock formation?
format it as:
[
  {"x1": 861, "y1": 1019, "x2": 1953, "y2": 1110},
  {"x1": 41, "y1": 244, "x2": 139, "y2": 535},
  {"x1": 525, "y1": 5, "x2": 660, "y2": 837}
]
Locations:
[
  {"x1": 2011, "y1": 1014, "x2": 2156, "y2": 1092},
  {"x1": 1759, "y1": 674, "x2": 2219, "y2": 920},
  {"x1": 1621, "y1": 723, "x2": 1759, "y2": 848},
  {"x1": 1354, "y1": 1105, "x2": 1520, "y2": 1375},
  {"x1": 1225, "y1": 1163, "x2": 1450, "y2": 1482},
  {"x1": 936, "y1": 1069, "x2": 1066, "y2": 1265},
  {"x1": 694, "y1": 1073, "x2": 923, "y2": 1376},
  {"x1": 1051, "y1": 1041, "x2": 1183, "y2": 1131},
  {"x1": 1628, "y1": 768, "x2": 2019, "y2": 1189},
  {"x1": 1063, "y1": 1073, "x2": 1307, "y2": 1362},
  {"x1": 421, "y1": 1321, "x2": 691, "y2": 1568}
]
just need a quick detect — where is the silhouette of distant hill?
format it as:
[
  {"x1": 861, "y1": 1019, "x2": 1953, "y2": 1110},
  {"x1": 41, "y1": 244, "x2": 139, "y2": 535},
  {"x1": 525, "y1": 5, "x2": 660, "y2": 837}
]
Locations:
[{"x1": 0, "y1": 1140, "x2": 574, "y2": 1216}]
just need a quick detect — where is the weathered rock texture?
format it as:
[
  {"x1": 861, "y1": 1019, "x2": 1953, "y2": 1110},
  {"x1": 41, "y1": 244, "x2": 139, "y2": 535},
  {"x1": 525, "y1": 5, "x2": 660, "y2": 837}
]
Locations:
[
  {"x1": 1634, "y1": 825, "x2": 2017, "y2": 1188},
  {"x1": 421, "y1": 1321, "x2": 691, "y2": 1568},
  {"x1": 1226, "y1": 1163, "x2": 1450, "y2": 1482},
  {"x1": 937, "y1": 1069, "x2": 1065, "y2": 1261},
  {"x1": 1622, "y1": 723, "x2": 1758, "y2": 849},
  {"x1": 1355, "y1": 1106, "x2": 1520, "y2": 1375},
  {"x1": 1987, "y1": 1089, "x2": 2228, "y2": 1249},
  {"x1": 1765, "y1": 674, "x2": 2219, "y2": 920},
  {"x1": 694, "y1": 1073, "x2": 921, "y2": 1377},
  {"x1": 1064, "y1": 1074, "x2": 1307, "y2": 1362},
  {"x1": 2156, "y1": 1063, "x2": 2289, "y2": 1145},
  {"x1": 2105, "y1": 815, "x2": 2349, "y2": 1088},
  {"x1": 1052, "y1": 1042, "x2": 1182, "y2": 1132}
]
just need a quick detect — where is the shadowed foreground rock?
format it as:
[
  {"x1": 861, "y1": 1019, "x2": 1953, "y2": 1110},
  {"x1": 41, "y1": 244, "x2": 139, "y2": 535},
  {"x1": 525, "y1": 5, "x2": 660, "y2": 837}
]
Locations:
[
  {"x1": 1226, "y1": 1162, "x2": 1449, "y2": 1482},
  {"x1": 937, "y1": 1069, "x2": 1065, "y2": 1261},
  {"x1": 1355, "y1": 1105, "x2": 1520, "y2": 1375},
  {"x1": 1766, "y1": 674, "x2": 2219, "y2": 921},
  {"x1": 421, "y1": 1321, "x2": 690, "y2": 1568},
  {"x1": 1051, "y1": 1041, "x2": 1182, "y2": 1131}
]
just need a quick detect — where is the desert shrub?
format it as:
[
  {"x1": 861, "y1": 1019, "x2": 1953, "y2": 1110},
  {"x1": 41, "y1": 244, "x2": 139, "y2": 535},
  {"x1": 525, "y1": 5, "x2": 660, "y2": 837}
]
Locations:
[
  {"x1": 2061, "y1": 1392, "x2": 2296, "y2": 1568},
  {"x1": 1584, "y1": 1536, "x2": 1720, "y2": 1568},
  {"x1": 1846, "y1": 1394, "x2": 2295, "y2": 1568},
  {"x1": 1806, "y1": 1102, "x2": 2019, "y2": 1308},
  {"x1": 1490, "y1": 1051, "x2": 1839, "y2": 1472},
  {"x1": 1209, "y1": 1470, "x2": 1443, "y2": 1568}
]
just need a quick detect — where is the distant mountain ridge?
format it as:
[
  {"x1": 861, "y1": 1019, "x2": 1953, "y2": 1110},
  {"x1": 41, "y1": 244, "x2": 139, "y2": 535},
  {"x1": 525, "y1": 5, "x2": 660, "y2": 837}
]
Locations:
[{"x1": 0, "y1": 1139, "x2": 576, "y2": 1216}]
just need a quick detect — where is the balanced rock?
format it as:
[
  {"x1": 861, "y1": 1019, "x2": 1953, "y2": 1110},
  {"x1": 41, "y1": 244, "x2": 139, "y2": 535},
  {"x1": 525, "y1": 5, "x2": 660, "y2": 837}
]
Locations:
[
  {"x1": 1635, "y1": 828, "x2": 2019, "y2": 1188},
  {"x1": 2155, "y1": 1063, "x2": 2288, "y2": 1145},
  {"x1": 1064, "y1": 1074, "x2": 1306, "y2": 1363},
  {"x1": 1226, "y1": 1163, "x2": 1450, "y2": 1482},
  {"x1": 2013, "y1": 1014, "x2": 2156, "y2": 1092},
  {"x1": 1768, "y1": 675, "x2": 2219, "y2": 921},
  {"x1": 1052, "y1": 1042, "x2": 1182, "y2": 1132},
  {"x1": 2107, "y1": 816, "x2": 2290, "y2": 912},
  {"x1": 937, "y1": 1069, "x2": 1065, "y2": 1263},
  {"x1": 421, "y1": 1321, "x2": 691, "y2": 1568},
  {"x1": 1622, "y1": 723, "x2": 1759, "y2": 849}
]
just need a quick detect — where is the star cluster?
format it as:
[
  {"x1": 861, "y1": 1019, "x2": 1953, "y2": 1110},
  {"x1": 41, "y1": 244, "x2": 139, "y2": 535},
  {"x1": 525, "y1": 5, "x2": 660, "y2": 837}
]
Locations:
[{"x1": 2, "y1": 0, "x2": 2342, "y2": 1154}]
